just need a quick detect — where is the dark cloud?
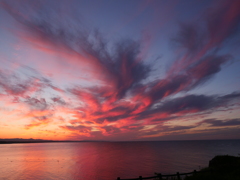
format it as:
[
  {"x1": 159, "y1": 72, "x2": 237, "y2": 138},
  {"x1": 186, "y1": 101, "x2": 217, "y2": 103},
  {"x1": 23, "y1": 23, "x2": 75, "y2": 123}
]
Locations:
[
  {"x1": 205, "y1": 0, "x2": 240, "y2": 46},
  {"x1": 157, "y1": 95, "x2": 217, "y2": 113},
  {"x1": 221, "y1": 92, "x2": 240, "y2": 99},
  {"x1": 0, "y1": 67, "x2": 62, "y2": 98},
  {"x1": 142, "y1": 53, "x2": 230, "y2": 104},
  {"x1": 102, "y1": 126, "x2": 121, "y2": 134},
  {"x1": 141, "y1": 92, "x2": 240, "y2": 117},
  {"x1": 110, "y1": 40, "x2": 151, "y2": 98},
  {"x1": 143, "y1": 130, "x2": 160, "y2": 136},
  {"x1": 173, "y1": 0, "x2": 240, "y2": 53},
  {"x1": 0, "y1": 70, "x2": 40, "y2": 96},
  {"x1": 166, "y1": 125, "x2": 195, "y2": 131},
  {"x1": 147, "y1": 125, "x2": 195, "y2": 135},
  {"x1": 146, "y1": 75, "x2": 189, "y2": 103},
  {"x1": 152, "y1": 116, "x2": 180, "y2": 122},
  {"x1": 121, "y1": 125, "x2": 143, "y2": 131},
  {"x1": 96, "y1": 114, "x2": 131, "y2": 123},
  {"x1": 186, "y1": 55, "x2": 230, "y2": 89},
  {"x1": 25, "y1": 97, "x2": 48, "y2": 111},
  {"x1": 61, "y1": 125, "x2": 92, "y2": 134},
  {"x1": 141, "y1": 126, "x2": 240, "y2": 141},
  {"x1": 201, "y1": 118, "x2": 240, "y2": 127},
  {"x1": 34, "y1": 115, "x2": 50, "y2": 121},
  {"x1": 173, "y1": 22, "x2": 203, "y2": 53},
  {"x1": 141, "y1": 118, "x2": 240, "y2": 140},
  {"x1": 51, "y1": 97, "x2": 66, "y2": 105}
]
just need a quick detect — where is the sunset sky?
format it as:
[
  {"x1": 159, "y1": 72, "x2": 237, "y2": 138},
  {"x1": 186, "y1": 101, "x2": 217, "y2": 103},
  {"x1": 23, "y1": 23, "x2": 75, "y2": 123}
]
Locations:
[{"x1": 0, "y1": 0, "x2": 240, "y2": 141}]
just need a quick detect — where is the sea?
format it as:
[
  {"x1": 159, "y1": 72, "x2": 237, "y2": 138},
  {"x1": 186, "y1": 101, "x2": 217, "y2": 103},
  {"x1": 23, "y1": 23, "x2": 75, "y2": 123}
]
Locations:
[{"x1": 0, "y1": 139, "x2": 239, "y2": 180}]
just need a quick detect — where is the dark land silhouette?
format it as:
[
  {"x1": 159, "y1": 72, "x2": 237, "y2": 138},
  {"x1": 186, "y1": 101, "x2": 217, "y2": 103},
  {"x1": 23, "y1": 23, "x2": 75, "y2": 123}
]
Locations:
[
  {"x1": 0, "y1": 138, "x2": 106, "y2": 144},
  {"x1": 116, "y1": 155, "x2": 240, "y2": 180},
  {"x1": 185, "y1": 155, "x2": 240, "y2": 180},
  {"x1": 0, "y1": 138, "x2": 54, "y2": 144}
]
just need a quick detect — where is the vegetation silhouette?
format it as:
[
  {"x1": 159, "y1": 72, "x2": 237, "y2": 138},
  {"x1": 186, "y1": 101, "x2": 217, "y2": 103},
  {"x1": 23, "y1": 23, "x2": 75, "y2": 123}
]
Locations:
[{"x1": 117, "y1": 155, "x2": 240, "y2": 180}]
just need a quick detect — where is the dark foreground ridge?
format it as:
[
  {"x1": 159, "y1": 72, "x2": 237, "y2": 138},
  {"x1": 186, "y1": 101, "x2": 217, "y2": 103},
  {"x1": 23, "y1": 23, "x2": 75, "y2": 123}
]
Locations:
[{"x1": 117, "y1": 155, "x2": 240, "y2": 180}]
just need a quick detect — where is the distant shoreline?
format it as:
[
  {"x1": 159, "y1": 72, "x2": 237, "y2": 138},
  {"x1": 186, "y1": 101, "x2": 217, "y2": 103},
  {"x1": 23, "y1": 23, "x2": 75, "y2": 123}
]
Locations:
[
  {"x1": 0, "y1": 140, "x2": 106, "y2": 144},
  {"x1": 1, "y1": 139, "x2": 239, "y2": 144}
]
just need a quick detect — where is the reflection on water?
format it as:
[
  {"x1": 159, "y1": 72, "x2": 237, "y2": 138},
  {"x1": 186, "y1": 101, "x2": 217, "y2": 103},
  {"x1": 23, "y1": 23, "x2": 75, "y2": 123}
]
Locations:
[{"x1": 0, "y1": 140, "x2": 239, "y2": 180}]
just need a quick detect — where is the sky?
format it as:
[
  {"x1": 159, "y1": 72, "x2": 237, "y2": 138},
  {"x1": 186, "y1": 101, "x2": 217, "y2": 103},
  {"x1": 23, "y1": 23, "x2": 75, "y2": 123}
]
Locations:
[{"x1": 0, "y1": 0, "x2": 240, "y2": 141}]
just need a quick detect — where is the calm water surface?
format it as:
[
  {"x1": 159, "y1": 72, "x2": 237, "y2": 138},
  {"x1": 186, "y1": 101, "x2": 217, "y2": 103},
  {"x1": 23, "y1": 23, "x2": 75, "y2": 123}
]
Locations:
[{"x1": 0, "y1": 140, "x2": 239, "y2": 180}]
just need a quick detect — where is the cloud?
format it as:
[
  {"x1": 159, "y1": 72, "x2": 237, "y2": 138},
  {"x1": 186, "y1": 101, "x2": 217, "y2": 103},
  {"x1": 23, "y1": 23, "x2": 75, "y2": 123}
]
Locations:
[
  {"x1": 60, "y1": 125, "x2": 94, "y2": 137},
  {"x1": 141, "y1": 126, "x2": 240, "y2": 141},
  {"x1": 101, "y1": 125, "x2": 121, "y2": 135},
  {"x1": 0, "y1": 67, "x2": 67, "y2": 129},
  {"x1": 140, "y1": 92, "x2": 240, "y2": 118},
  {"x1": 24, "y1": 97, "x2": 48, "y2": 111},
  {"x1": 0, "y1": 67, "x2": 64, "y2": 98},
  {"x1": 25, "y1": 113, "x2": 53, "y2": 129},
  {"x1": 205, "y1": 0, "x2": 240, "y2": 46},
  {"x1": 61, "y1": 125, "x2": 92, "y2": 133},
  {"x1": 201, "y1": 118, "x2": 240, "y2": 127},
  {"x1": 51, "y1": 97, "x2": 67, "y2": 106},
  {"x1": 141, "y1": 117, "x2": 240, "y2": 140},
  {"x1": 0, "y1": 70, "x2": 42, "y2": 97},
  {"x1": 172, "y1": 22, "x2": 204, "y2": 53},
  {"x1": 158, "y1": 94, "x2": 217, "y2": 113},
  {"x1": 142, "y1": 125, "x2": 195, "y2": 137},
  {"x1": 1, "y1": 0, "x2": 240, "y2": 139},
  {"x1": 1, "y1": 1, "x2": 152, "y2": 99},
  {"x1": 221, "y1": 91, "x2": 240, "y2": 99}
]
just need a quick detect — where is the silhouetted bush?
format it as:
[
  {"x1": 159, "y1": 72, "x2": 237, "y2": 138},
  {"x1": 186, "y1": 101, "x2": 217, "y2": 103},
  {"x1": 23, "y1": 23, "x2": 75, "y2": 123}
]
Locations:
[{"x1": 184, "y1": 155, "x2": 240, "y2": 180}]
